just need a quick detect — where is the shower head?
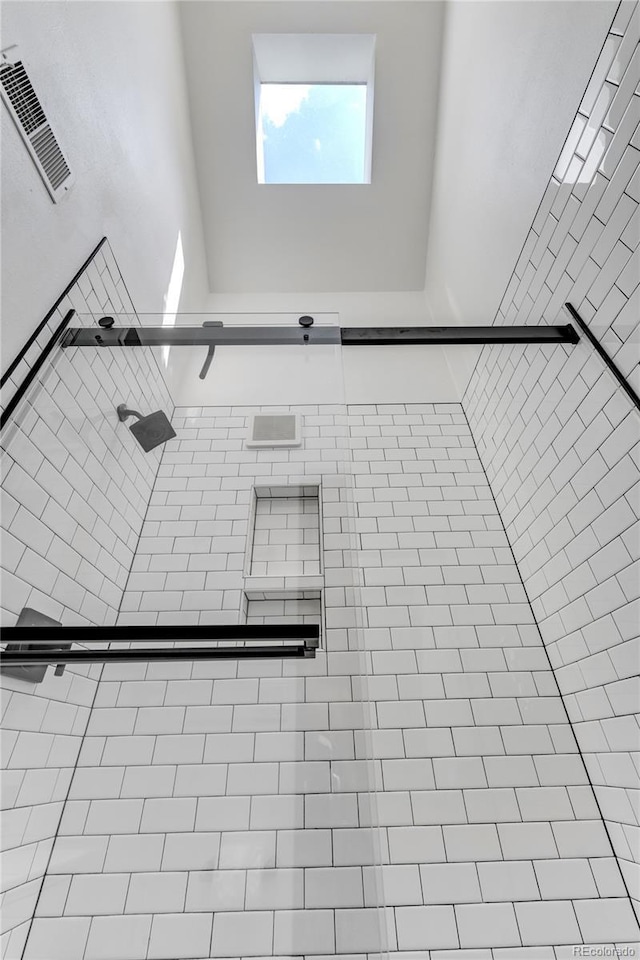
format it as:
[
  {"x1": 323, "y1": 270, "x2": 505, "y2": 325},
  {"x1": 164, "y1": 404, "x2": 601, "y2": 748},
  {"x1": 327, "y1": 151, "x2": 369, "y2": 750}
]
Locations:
[{"x1": 117, "y1": 404, "x2": 176, "y2": 452}]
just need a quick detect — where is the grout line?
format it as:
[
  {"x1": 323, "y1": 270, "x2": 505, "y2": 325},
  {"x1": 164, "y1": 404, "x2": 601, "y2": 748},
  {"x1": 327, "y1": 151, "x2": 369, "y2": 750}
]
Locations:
[{"x1": 459, "y1": 403, "x2": 637, "y2": 918}]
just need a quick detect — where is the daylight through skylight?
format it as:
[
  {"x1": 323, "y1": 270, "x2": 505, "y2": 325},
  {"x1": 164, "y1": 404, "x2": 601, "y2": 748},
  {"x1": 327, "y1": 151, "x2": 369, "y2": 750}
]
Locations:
[{"x1": 258, "y1": 83, "x2": 368, "y2": 185}]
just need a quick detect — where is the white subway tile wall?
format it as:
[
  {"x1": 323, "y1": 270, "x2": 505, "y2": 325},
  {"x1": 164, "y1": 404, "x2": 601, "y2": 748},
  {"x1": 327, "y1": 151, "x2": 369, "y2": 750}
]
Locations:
[
  {"x1": 349, "y1": 403, "x2": 639, "y2": 954},
  {"x1": 23, "y1": 404, "x2": 388, "y2": 960},
  {"x1": 465, "y1": 0, "x2": 640, "y2": 925},
  {"x1": 22, "y1": 403, "x2": 639, "y2": 958},
  {"x1": 0, "y1": 240, "x2": 173, "y2": 958}
]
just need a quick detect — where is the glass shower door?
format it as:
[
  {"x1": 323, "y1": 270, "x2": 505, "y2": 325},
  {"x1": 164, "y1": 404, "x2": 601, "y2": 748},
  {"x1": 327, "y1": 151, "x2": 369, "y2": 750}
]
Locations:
[{"x1": 1, "y1": 308, "x2": 388, "y2": 960}]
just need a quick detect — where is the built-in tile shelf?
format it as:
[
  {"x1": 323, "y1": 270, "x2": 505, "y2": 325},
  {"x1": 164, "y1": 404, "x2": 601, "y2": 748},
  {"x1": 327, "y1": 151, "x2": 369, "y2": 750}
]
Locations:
[
  {"x1": 246, "y1": 483, "x2": 323, "y2": 579},
  {"x1": 242, "y1": 482, "x2": 325, "y2": 643}
]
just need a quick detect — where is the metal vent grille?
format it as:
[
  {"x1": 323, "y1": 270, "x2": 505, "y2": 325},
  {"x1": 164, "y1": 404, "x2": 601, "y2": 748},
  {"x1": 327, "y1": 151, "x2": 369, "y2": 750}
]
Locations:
[
  {"x1": 0, "y1": 52, "x2": 72, "y2": 201},
  {"x1": 246, "y1": 414, "x2": 301, "y2": 448}
]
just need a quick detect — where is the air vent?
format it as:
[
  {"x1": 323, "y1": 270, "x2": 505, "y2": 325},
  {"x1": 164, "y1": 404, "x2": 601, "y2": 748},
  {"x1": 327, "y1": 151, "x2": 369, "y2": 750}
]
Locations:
[
  {"x1": 246, "y1": 414, "x2": 301, "y2": 448},
  {"x1": 0, "y1": 49, "x2": 72, "y2": 201}
]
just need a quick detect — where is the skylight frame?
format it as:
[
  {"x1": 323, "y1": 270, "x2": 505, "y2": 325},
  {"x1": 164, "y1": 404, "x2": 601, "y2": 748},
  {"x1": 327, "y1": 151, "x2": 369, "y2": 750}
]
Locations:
[{"x1": 252, "y1": 33, "x2": 375, "y2": 186}]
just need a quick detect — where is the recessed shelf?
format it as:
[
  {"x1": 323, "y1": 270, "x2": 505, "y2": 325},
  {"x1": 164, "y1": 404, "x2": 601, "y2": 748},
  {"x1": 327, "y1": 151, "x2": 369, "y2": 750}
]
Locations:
[
  {"x1": 247, "y1": 484, "x2": 322, "y2": 579},
  {"x1": 242, "y1": 482, "x2": 325, "y2": 645}
]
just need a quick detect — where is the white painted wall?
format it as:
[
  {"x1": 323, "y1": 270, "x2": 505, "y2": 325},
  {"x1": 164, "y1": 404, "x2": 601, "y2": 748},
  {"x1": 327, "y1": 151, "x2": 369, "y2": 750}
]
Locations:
[
  {"x1": 426, "y1": 0, "x2": 618, "y2": 394},
  {"x1": 168, "y1": 341, "x2": 460, "y2": 407},
  {"x1": 166, "y1": 292, "x2": 458, "y2": 406},
  {"x1": 343, "y1": 345, "x2": 459, "y2": 404},
  {"x1": 0, "y1": 0, "x2": 209, "y2": 375},
  {"x1": 179, "y1": 1, "x2": 444, "y2": 293},
  {"x1": 204, "y1": 291, "x2": 434, "y2": 327},
  {"x1": 169, "y1": 344, "x2": 347, "y2": 407}
]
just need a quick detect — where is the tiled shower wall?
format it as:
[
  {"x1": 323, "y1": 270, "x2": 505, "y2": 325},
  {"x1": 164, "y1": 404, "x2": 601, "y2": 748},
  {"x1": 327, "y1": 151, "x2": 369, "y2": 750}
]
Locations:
[
  {"x1": 119, "y1": 404, "x2": 349, "y2": 629},
  {"x1": 25, "y1": 403, "x2": 640, "y2": 957},
  {"x1": 0, "y1": 241, "x2": 173, "y2": 958},
  {"x1": 349, "y1": 403, "x2": 638, "y2": 952},
  {"x1": 23, "y1": 405, "x2": 388, "y2": 960},
  {"x1": 465, "y1": 0, "x2": 640, "y2": 918}
]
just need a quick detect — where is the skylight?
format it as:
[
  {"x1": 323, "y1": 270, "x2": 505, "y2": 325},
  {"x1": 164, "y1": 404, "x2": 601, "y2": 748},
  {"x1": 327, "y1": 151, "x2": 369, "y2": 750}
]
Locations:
[
  {"x1": 252, "y1": 33, "x2": 375, "y2": 187},
  {"x1": 258, "y1": 83, "x2": 367, "y2": 184}
]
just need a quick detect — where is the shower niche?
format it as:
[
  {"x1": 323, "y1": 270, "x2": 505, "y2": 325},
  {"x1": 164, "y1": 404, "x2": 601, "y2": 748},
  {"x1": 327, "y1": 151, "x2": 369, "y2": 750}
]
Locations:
[{"x1": 242, "y1": 482, "x2": 324, "y2": 643}]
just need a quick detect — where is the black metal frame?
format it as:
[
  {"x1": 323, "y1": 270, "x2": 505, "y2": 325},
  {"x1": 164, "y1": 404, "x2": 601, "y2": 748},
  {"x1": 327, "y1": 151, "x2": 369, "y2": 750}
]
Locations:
[
  {"x1": 0, "y1": 623, "x2": 320, "y2": 666},
  {"x1": 0, "y1": 310, "x2": 76, "y2": 431},
  {"x1": 61, "y1": 323, "x2": 579, "y2": 349},
  {"x1": 564, "y1": 303, "x2": 640, "y2": 412},
  {"x1": 339, "y1": 324, "x2": 579, "y2": 345}
]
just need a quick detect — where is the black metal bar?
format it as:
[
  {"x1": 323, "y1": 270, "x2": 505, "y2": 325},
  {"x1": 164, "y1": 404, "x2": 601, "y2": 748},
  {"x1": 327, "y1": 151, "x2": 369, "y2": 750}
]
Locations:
[
  {"x1": 0, "y1": 623, "x2": 320, "y2": 645},
  {"x1": 1, "y1": 310, "x2": 76, "y2": 431},
  {"x1": 1, "y1": 238, "x2": 107, "y2": 388},
  {"x1": 340, "y1": 325, "x2": 580, "y2": 345},
  {"x1": 0, "y1": 625, "x2": 321, "y2": 669},
  {"x1": 564, "y1": 303, "x2": 640, "y2": 413},
  {"x1": 0, "y1": 643, "x2": 315, "y2": 664},
  {"x1": 61, "y1": 326, "x2": 341, "y2": 348},
  {"x1": 60, "y1": 323, "x2": 580, "y2": 349}
]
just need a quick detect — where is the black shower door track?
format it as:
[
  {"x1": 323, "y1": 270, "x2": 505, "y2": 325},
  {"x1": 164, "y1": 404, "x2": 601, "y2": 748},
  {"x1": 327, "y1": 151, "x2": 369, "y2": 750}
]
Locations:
[
  {"x1": 61, "y1": 323, "x2": 579, "y2": 348},
  {"x1": 0, "y1": 623, "x2": 321, "y2": 665}
]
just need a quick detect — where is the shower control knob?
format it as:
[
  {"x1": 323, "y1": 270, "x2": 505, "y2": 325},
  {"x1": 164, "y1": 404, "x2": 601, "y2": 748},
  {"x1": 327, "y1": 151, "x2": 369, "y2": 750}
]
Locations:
[
  {"x1": 298, "y1": 316, "x2": 314, "y2": 327},
  {"x1": 98, "y1": 316, "x2": 115, "y2": 328}
]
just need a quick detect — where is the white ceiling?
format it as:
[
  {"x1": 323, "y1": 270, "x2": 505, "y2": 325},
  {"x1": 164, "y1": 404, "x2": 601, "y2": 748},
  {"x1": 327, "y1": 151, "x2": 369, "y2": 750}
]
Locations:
[{"x1": 179, "y1": 1, "x2": 444, "y2": 294}]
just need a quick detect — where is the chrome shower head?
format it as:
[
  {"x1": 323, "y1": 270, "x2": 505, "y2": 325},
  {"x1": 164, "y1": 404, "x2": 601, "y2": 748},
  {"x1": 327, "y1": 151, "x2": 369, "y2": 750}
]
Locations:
[{"x1": 117, "y1": 404, "x2": 176, "y2": 452}]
